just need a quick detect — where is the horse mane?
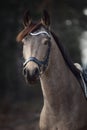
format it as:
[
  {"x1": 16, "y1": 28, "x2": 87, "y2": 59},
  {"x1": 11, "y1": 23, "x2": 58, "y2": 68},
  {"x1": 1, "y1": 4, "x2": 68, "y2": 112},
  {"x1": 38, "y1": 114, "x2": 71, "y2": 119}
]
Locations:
[{"x1": 51, "y1": 31, "x2": 81, "y2": 80}]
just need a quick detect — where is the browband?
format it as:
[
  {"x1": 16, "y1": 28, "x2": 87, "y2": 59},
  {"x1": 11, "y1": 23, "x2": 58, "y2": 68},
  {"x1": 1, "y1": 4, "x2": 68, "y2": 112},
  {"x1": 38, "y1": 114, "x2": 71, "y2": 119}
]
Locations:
[{"x1": 30, "y1": 31, "x2": 50, "y2": 38}]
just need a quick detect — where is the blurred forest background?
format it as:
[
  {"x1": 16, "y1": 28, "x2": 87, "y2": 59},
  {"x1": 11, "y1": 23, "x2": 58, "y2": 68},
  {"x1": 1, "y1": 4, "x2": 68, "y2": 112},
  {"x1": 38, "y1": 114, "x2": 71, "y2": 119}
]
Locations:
[{"x1": 0, "y1": 0, "x2": 87, "y2": 129}]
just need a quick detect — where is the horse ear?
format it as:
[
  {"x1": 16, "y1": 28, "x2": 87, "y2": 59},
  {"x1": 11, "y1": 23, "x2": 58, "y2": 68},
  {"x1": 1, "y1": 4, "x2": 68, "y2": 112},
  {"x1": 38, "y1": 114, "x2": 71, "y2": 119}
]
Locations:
[
  {"x1": 41, "y1": 10, "x2": 50, "y2": 28},
  {"x1": 23, "y1": 10, "x2": 32, "y2": 27}
]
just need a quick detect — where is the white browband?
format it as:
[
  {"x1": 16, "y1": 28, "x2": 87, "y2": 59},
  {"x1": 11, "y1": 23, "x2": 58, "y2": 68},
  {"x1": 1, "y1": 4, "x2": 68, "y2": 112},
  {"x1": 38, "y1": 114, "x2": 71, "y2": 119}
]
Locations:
[{"x1": 30, "y1": 31, "x2": 50, "y2": 38}]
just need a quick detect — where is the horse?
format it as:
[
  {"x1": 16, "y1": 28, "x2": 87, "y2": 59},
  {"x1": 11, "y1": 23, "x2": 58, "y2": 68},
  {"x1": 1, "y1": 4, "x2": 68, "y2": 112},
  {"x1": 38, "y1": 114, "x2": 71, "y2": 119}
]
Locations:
[{"x1": 17, "y1": 10, "x2": 87, "y2": 130}]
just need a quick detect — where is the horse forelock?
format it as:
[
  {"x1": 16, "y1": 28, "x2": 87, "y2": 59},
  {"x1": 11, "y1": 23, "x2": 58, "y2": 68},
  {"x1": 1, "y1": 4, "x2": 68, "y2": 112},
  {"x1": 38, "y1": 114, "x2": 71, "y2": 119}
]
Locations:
[{"x1": 16, "y1": 21, "x2": 43, "y2": 42}]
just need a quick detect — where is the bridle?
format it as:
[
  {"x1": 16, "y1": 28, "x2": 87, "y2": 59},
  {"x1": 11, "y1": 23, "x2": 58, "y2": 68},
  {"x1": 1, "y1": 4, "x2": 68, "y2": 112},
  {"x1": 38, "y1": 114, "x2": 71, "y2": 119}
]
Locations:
[{"x1": 23, "y1": 31, "x2": 51, "y2": 73}]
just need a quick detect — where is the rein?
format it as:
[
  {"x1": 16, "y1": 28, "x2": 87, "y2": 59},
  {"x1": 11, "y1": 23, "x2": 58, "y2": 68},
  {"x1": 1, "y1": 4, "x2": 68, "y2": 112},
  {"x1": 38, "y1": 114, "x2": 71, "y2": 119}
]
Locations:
[{"x1": 23, "y1": 31, "x2": 51, "y2": 73}]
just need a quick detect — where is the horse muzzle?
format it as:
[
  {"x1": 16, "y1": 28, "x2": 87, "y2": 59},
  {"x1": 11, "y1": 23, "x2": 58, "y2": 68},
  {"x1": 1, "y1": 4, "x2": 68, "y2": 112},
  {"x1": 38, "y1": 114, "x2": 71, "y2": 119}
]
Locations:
[
  {"x1": 23, "y1": 67, "x2": 39, "y2": 84},
  {"x1": 23, "y1": 56, "x2": 49, "y2": 84}
]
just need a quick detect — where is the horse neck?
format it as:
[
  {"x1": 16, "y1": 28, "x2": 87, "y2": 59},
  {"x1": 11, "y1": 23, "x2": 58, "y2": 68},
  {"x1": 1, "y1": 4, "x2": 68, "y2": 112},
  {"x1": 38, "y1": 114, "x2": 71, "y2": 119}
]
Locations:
[{"x1": 40, "y1": 34, "x2": 81, "y2": 113}]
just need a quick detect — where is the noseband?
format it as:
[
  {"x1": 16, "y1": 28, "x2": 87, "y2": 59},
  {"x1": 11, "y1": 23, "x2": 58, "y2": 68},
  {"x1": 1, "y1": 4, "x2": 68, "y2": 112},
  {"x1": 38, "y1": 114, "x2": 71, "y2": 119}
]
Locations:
[{"x1": 23, "y1": 31, "x2": 51, "y2": 73}]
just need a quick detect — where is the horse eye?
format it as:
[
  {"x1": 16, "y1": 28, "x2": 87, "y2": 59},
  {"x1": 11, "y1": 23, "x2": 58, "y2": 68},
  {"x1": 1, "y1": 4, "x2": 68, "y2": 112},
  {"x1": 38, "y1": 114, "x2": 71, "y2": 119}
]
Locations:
[{"x1": 44, "y1": 41, "x2": 49, "y2": 45}]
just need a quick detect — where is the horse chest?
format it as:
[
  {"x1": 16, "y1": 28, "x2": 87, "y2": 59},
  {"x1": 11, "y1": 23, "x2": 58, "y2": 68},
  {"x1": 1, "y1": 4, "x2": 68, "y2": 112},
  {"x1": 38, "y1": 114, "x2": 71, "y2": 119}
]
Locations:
[
  {"x1": 39, "y1": 104, "x2": 87, "y2": 130},
  {"x1": 39, "y1": 105, "x2": 69, "y2": 130}
]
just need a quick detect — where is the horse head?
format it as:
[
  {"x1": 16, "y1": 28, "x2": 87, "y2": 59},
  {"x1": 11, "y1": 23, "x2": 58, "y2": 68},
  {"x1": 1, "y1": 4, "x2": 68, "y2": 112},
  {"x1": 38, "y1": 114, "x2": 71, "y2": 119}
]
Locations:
[{"x1": 17, "y1": 10, "x2": 51, "y2": 84}]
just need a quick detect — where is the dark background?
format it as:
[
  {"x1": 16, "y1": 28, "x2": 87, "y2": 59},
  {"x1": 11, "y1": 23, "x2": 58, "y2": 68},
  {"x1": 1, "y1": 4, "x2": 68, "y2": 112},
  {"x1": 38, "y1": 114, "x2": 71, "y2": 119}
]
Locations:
[{"x1": 0, "y1": 0, "x2": 87, "y2": 129}]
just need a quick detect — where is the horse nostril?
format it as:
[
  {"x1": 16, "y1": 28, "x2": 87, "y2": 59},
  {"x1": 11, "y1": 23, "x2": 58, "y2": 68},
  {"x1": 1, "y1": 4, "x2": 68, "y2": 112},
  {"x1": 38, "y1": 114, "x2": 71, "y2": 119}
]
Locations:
[
  {"x1": 23, "y1": 68, "x2": 27, "y2": 76},
  {"x1": 33, "y1": 68, "x2": 39, "y2": 76}
]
